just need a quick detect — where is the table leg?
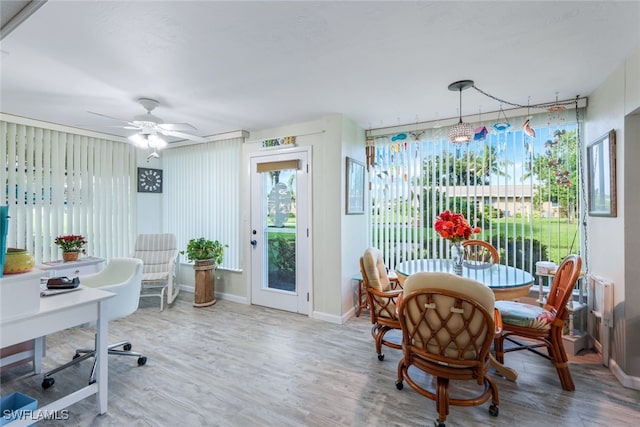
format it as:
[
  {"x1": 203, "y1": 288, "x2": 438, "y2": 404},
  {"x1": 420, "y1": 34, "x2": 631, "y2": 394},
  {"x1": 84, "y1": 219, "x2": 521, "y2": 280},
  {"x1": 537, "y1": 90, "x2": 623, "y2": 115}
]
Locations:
[
  {"x1": 489, "y1": 353, "x2": 518, "y2": 381},
  {"x1": 33, "y1": 336, "x2": 43, "y2": 374},
  {"x1": 96, "y1": 299, "x2": 108, "y2": 414}
]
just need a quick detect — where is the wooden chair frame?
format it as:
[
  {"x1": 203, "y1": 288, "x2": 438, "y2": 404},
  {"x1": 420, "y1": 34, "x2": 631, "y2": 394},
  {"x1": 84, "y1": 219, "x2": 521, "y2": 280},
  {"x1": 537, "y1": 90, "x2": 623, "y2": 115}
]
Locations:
[
  {"x1": 359, "y1": 255, "x2": 402, "y2": 361},
  {"x1": 462, "y1": 239, "x2": 500, "y2": 266},
  {"x1": 494, "y1": 254, "x2": 582, "y2": 391},
  {"x1": 396, "y1": 285, "x2": 499, "y2": 426}
]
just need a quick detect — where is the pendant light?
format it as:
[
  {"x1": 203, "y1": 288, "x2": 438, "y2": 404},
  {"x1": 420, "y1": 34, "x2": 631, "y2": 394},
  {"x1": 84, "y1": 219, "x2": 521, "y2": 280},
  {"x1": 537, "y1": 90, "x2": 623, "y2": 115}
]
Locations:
[{"x1": 447, "y1": 80, "x2": 475, "y2": 144}]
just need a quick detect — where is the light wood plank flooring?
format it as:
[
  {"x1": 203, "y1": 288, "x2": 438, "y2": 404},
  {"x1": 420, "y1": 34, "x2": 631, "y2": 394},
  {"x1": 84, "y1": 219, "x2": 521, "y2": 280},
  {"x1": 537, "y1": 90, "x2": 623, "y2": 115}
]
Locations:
[{"x1": 2, "y1": 293, "x2": 639, "y2": 426}]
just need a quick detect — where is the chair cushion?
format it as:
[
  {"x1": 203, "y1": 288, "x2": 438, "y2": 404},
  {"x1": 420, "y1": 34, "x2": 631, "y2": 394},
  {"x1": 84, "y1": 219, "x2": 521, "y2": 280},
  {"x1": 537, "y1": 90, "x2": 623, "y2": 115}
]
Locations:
[
  {"x1": 362, "y1": 248, "x2": 391, "y2": 292},
  {"x1": 403, "y1": 272, "x2": 495, "y2": 360},
  {"x1": 495, "y1": 300, "x2": 555, "y2": 330}
]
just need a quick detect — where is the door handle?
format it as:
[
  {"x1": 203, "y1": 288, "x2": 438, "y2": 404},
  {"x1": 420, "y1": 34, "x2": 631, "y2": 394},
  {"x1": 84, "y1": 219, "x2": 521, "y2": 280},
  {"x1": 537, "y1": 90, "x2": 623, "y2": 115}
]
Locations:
[{"x1": 250, "y1": 240, "x2": 257, "y2": 247}]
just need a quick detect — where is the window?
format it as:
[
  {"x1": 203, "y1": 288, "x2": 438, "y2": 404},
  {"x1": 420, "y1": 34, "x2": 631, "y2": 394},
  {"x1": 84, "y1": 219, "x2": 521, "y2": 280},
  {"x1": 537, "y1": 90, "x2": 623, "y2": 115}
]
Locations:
[
  {"x1": 1, "y1": 120, "x2": 136, "y2": 263},
  {"x1": 162, "y1": 137, "x2": 243, "y2": 271},
  {"x1": 368, "y1": 111, "x2": 582, "y2": 279}
]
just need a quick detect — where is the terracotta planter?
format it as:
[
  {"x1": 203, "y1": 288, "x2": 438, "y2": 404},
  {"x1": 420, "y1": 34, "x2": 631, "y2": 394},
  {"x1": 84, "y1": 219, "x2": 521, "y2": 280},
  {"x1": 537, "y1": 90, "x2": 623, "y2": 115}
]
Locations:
[
  {"x1": 62, "y1": 251, "x2": 79, "y2": 262},
  {"x1": 193, "y1": 259, "x2": 216, "y2": 307}
]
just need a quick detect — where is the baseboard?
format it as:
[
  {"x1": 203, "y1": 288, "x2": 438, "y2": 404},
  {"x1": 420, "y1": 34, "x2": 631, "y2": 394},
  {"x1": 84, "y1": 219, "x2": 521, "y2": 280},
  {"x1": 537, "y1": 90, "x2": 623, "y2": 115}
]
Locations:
[
  {"x1": 180, "y1": 284, "x2": 195, "y2": 293},
  {"x1": 312, "y1": 310, "x2": 344, "y2": 324},
  {"x1": 609, "y1": 358, "x2": 640, "y2": 390},
  {"x1": 214, "y1": 292, "x2": 248, "y2": 305},
  {"x1": 177, "y1": 285, "x2": 248, "y2": 305}
]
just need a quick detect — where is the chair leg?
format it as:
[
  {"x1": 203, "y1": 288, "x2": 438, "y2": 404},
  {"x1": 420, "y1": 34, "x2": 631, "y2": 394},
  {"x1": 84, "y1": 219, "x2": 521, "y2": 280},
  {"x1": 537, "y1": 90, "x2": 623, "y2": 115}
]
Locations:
[
  {"x1": 435, "y1": 377, "x2": 450, "y2": 426},
  {"x1": 493, "y1": 335, "x2": 504, "y2": 363},
  {"x1": 372, "y1": 324, "x2": 384, "y2": 360},
  {"x1": 160, "y1": 286, "x2": 166, "y2": 311},
  {"x1": 548, "y1": 331, "x2": 575, "y2": 391},
  {"x1": 43, "y1": 335, "x2": 147, "y2": 387}
]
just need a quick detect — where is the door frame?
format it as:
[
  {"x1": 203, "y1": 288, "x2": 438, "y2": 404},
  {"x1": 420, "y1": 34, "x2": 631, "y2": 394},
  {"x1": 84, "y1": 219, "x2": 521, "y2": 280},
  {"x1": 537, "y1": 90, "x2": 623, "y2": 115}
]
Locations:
[{"x1": 248, "y1": 146, "x2": 312, "y2": 316}]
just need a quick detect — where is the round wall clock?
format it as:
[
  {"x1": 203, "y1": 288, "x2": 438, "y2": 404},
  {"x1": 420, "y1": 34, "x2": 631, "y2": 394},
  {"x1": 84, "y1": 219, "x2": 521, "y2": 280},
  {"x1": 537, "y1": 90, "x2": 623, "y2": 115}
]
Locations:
[{"x1": 137, "y1": 167, "x2": 163, "y2": 193}]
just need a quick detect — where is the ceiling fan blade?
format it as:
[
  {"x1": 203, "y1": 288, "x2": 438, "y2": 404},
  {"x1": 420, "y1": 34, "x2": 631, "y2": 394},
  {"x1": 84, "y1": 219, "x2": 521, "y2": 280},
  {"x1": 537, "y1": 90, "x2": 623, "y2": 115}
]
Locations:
[
  {"x1": 158, "y1": 123, "x2": 197, "y2": 132},
  {"x1": 159, "y1": 129, "x2": 208, "y2": 143},
  {"x1": 87, "y1": 111, "x2": 140, "y2": 129},
  {"x1": 87, "y1": 111, "x2": 134, "y2": 125}
]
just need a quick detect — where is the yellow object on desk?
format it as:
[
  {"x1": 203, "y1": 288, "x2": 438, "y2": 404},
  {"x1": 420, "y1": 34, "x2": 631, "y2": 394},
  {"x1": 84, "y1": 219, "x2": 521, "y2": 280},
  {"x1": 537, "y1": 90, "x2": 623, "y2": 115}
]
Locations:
[{"x1": 3, "y1": 248, "x2": 35, "y2": 274}]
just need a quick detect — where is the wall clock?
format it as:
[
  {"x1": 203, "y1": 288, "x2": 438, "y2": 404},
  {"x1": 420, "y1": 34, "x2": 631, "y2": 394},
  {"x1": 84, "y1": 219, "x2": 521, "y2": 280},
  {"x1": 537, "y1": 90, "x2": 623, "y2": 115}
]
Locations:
[{"x1": 137, "y1": 167, "x2": 163, "y2": 193}]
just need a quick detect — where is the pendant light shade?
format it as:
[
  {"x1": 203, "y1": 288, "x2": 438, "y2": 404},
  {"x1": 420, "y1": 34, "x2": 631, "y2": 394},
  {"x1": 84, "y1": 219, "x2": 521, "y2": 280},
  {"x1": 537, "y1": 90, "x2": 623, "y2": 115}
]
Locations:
[{"x1": 447, "y1": 80, "x2": 475, "y2": 144}]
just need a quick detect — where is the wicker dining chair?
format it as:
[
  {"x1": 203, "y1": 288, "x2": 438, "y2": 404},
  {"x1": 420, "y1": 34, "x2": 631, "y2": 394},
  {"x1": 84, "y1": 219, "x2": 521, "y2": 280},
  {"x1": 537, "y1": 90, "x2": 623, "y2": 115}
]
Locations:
[
  {"x1": 462, "y1": 239, "x2": 500, "y2": 267},
  {"x1": 360, "y1": 247, "x2": 403, "y2": 361},
  {"x1": 395, "y1": 272, "x2": 500, "y2": 427}
]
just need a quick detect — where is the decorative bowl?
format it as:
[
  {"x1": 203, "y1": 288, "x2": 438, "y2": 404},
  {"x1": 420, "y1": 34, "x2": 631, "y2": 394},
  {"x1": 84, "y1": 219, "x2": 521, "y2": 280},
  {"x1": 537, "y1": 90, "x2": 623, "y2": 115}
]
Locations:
[{"x1": 3, "y1": 248, "x2": 35, "y2": 274}]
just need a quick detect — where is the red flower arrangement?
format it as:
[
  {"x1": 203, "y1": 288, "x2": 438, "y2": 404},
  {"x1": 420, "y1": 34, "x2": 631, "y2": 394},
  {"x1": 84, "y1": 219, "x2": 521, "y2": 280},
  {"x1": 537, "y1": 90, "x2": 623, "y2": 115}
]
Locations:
[
  {"x1": 54, "y1": 234, "x2": 87, "y2": 252},
  {"x1": 434, "y1": 210, "x2": 481, "y2": 243}
]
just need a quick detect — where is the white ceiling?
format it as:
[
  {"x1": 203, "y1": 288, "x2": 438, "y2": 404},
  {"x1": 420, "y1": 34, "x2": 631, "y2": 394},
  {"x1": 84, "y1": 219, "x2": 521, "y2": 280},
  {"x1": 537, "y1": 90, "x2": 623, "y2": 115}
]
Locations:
[{"x1": 1, "y1": 1, "x2": 639, "y2": 143}]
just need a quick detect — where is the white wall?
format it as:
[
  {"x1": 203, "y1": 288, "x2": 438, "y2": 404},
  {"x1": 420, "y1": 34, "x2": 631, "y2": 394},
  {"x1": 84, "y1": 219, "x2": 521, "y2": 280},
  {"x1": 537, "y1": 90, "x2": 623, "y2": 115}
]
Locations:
[
  {"x1": 586, "y1": 47, "x2": 640, "y2": 387},
  {"x1": 340, "y1": 117, "x2": 368, "y2": 319},
  {"x1": 135, "y1": 152, "x2": 163, "y2": 235}
]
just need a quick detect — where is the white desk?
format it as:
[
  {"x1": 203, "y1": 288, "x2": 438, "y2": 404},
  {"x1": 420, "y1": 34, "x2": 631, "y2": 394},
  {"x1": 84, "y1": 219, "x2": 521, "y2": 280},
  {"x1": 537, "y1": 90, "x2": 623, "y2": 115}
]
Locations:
[
  {"x1": 39, "y1": 256, "x2": 105, "y2": 277},
  {"x1": 0, "y1": 287, "x2": 114, "y2": 426}
]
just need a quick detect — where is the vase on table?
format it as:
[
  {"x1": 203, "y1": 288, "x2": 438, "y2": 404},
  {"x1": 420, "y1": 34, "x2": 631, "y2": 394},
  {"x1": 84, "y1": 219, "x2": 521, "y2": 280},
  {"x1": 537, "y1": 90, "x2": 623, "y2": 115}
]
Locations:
[
  {"x1": 62, "y1": 251, "x2": 79, "y2": 262},
  {"x1": 3, "y1": 248, "x2": 35, "y2": 274},
  {"x1": 450, "y1": 241, "x2": 464, "y2": 275}
]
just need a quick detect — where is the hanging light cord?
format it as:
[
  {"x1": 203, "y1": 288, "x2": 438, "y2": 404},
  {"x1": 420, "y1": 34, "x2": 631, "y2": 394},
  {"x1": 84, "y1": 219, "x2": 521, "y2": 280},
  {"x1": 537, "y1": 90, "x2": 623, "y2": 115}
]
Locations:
[
  {"x1": 457, "y1": 87, "x2": 463, "y2": 122},
  {"x1": 575, "y1": 96, "x2": 589, "y2": 274},
  {"x1": 472, "y1": 84, "x2": 579, "y2": 110}
]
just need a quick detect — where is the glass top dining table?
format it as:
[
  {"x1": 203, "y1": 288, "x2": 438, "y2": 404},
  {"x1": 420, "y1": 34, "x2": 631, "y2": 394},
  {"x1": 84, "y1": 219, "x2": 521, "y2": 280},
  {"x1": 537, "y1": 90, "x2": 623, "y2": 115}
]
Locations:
[{"x1": 395, "y1": 259, "x2": 535, "y2": 300}]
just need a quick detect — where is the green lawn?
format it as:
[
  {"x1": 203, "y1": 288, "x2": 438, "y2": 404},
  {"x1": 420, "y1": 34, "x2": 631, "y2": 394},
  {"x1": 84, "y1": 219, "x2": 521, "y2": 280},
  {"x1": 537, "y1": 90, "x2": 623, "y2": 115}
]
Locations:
[
  {"x1": 372, "y1": 216, "x2": 579, "y2": 265},
  {"x1": 482, "y1": 217, "x2": 580, "y2": 263}
]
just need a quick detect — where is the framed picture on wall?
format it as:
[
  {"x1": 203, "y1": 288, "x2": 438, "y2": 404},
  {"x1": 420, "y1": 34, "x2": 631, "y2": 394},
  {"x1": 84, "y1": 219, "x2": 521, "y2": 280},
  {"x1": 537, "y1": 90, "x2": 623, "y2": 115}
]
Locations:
[
  {"x1": 587, "y1": 129, "x2": 617, "y2": 217},
  {"x1": 346, "y1": 157, "x2": 365, "y2": 215}
]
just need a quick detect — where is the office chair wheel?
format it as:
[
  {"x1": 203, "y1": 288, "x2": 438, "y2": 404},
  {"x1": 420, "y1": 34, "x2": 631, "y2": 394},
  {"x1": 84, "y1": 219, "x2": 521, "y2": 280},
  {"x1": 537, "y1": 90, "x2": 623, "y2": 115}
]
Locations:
[
  {"x1": 489, "y1": 404, "x2": 499, "y2": 417},
  {"x1": 42, "y1": 377, "x2": 55, "y2": 389},
  {"x1": 123, "y1": 343, "x2": 132, "y2": 351},
  {"x1": 395, "y1": 381, "x2": 403, "y2": 390},
  {"x1": 377, "y1": 353, "x2": 385, "y2": 361},
  {"x1": 137, "y1": 356, "x2": 147, "y2": 366}
]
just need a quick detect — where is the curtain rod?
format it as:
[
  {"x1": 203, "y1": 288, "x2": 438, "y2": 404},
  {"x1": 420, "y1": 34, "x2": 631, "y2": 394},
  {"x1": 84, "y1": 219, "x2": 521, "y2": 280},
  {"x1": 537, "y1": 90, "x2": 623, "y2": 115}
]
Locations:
[{"x1": 366, "y1": 97, "x2": 587, "y2": 138}]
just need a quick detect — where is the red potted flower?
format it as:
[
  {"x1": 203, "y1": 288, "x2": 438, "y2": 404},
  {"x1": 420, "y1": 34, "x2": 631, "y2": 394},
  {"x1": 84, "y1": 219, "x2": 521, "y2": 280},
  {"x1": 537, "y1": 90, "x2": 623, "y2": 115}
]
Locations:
[{"x1": 54, "y1": 235, "x2": 87, "y2": 262}]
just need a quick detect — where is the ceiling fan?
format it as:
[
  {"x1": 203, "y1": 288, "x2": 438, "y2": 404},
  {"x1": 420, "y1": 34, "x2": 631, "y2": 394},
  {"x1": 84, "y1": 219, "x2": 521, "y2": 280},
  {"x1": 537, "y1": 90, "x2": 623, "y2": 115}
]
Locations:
[{"x1": 88, "y1": 97, "x2": 208, "y2": 155}]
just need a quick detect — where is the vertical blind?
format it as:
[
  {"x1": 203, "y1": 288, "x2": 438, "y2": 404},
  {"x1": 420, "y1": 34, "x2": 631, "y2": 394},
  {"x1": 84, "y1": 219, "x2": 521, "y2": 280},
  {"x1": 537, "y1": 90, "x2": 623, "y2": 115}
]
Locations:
[
  {"x1": 368, "y1": 109, "x2": 582, "y2": 275},
  {"x1": 1, "y1": 120, "x2": 137, "y2": 263},
  {"x1": 162, "y1": 137, "x2": 243, "y2": 271}
]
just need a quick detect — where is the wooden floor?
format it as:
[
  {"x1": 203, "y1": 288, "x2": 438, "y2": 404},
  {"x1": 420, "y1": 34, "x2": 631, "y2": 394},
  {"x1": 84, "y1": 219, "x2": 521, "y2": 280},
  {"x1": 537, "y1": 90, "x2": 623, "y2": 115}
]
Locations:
[{"x1": 2, "y1": 292, "x2": 640, "y2": 427}]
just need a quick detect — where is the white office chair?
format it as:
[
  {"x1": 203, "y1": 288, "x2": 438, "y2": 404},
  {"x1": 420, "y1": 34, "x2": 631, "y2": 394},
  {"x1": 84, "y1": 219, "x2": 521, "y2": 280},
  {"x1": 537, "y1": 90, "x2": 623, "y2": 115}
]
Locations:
[
  {"x1": 41, "y1": 257, "x2": 147, "y2": 389},
  {"x1": 133, "y1": 233, "x2": 179, "y2": 311}
]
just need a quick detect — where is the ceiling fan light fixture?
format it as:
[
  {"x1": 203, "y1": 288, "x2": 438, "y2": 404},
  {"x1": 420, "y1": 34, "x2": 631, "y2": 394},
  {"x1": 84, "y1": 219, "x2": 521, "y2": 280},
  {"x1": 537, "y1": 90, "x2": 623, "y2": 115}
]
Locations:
[
  {"x1": 148, "y1": 134, "x2": 167, "y2": 149},
  {"x1": 128, "y1": 133, "x2": 147, "y2": 148},
  {"x1": 128, "y1": 133, "x2": 166, "y2": 149},
  {"x1": 447, "y1": 80, "x2": 475, "y2": 145}
]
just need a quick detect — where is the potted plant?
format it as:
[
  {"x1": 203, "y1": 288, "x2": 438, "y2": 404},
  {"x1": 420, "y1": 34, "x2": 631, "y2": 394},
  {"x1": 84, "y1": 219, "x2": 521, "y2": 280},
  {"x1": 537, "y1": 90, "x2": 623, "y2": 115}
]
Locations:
[
  {"x1": 181, "y1": 238, "x2": 227, "y2": 307},
  {"x1": 54, "y1": 234, "x2": 87, "y2": 262}
]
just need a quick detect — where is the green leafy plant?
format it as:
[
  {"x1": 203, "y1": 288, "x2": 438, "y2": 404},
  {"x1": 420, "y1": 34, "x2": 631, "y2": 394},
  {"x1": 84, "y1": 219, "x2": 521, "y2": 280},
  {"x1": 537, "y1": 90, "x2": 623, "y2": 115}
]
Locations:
[{"x1": 181, "y1": 237, "x2": 227, "y2": 266}]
